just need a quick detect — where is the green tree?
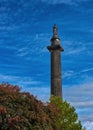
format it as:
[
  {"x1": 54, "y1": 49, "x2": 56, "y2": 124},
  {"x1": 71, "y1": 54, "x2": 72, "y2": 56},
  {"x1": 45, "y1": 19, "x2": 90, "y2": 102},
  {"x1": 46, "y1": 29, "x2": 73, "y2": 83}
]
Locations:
[{"x1": 50, "y1": 96, "x2": 86, "y2": 130}]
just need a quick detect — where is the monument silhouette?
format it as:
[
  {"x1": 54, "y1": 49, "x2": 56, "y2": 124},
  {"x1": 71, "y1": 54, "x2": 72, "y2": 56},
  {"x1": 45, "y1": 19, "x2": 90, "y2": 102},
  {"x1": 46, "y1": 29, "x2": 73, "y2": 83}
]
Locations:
[{"x1": 47, "y1": 24, "x2": 64, "y2": 97}]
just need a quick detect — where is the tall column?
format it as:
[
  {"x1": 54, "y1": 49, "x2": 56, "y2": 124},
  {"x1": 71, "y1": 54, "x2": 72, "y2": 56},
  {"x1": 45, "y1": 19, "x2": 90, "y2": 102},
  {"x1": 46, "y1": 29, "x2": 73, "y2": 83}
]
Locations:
[{"x1": 47, "y1": 24, "x2": 64, "y2": 97}]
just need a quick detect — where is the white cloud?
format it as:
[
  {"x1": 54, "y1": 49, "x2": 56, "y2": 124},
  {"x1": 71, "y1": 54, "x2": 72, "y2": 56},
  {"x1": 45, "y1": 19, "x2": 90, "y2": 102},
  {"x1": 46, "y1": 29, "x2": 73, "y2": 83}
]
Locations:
[
  {"x1": 83, "y1": 121, "x2": 93, "y2": 130},
  {"x1": 26, "y1": 86, "x2": 50, "y2": 101},
  {"x1": 63, "y1": 82, "x2": 93, "y2": 105},
  {"x1": 63, "y1": 81, "x2": 93, "y2": 122},
  {"x1": 80, "y1": 115, "x2": 93, "y2": 122}
]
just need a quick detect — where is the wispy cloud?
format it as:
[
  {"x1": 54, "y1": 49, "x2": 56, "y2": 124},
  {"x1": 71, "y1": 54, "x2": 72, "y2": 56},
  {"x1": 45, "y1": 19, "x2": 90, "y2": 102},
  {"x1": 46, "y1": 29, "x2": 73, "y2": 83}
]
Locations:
[
  {"x1": 0, "y1": 74, "x2": 42, "y2": 87},
  {"x1": 63, "y1": 71, "x2": 74, "y2": 78},
  {"x1": 62, "y1": 40, "x2": 87, "y2": 56},
  {"x1": 81, "y1": 68, "x2": 93, "y2": 73},
  {"x1": 15, "y1": 33, "x2": 49, "y2": 60},
  {"x1": 63, "y1": 68, "x2": 93, "y2": 79}
]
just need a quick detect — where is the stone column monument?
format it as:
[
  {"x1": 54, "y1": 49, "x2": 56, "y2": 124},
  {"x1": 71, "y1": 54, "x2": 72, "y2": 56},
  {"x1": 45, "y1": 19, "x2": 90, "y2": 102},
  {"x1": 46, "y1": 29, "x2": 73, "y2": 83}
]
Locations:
[{"x1": 47, "y1": 24, "x2": 64, "y2": 97}]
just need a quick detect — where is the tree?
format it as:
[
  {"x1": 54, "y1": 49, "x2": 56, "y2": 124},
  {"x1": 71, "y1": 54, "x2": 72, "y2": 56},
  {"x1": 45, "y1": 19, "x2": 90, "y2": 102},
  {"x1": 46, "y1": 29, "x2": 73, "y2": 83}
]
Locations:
[
  {"x1": 0, "y1": 83, "x2": 52, "y2": 130},
  {"x1": 49, "y1": 96, "x2": 86, "y2": 130}
]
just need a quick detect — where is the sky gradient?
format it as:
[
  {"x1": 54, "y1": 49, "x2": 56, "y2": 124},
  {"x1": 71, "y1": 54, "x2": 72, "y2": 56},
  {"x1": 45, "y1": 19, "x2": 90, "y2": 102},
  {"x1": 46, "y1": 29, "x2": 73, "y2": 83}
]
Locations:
[{"x1": 0, "y1": 0, "x2": 93, "y2": 129}]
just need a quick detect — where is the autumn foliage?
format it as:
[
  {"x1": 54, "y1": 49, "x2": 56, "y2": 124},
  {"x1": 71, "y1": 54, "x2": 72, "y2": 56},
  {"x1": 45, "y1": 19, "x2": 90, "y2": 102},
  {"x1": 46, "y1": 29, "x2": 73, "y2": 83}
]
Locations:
[{"x1": 0, "y1": 83, "x2": 85, "y2": 130}]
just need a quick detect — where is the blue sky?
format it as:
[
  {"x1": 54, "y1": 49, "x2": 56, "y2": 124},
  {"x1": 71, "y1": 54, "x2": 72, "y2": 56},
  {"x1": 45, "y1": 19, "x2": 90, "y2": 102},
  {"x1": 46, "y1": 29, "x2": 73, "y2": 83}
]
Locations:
[{"x1": 0, "y1": 0, "x2": 93, "y2": 129}]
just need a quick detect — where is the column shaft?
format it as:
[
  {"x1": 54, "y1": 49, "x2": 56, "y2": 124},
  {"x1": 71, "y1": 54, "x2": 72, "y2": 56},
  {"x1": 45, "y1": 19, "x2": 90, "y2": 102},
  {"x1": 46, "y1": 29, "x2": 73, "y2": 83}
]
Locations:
[{"x1": 51, "y1": 50, "x2": 62, "y2": 97}]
